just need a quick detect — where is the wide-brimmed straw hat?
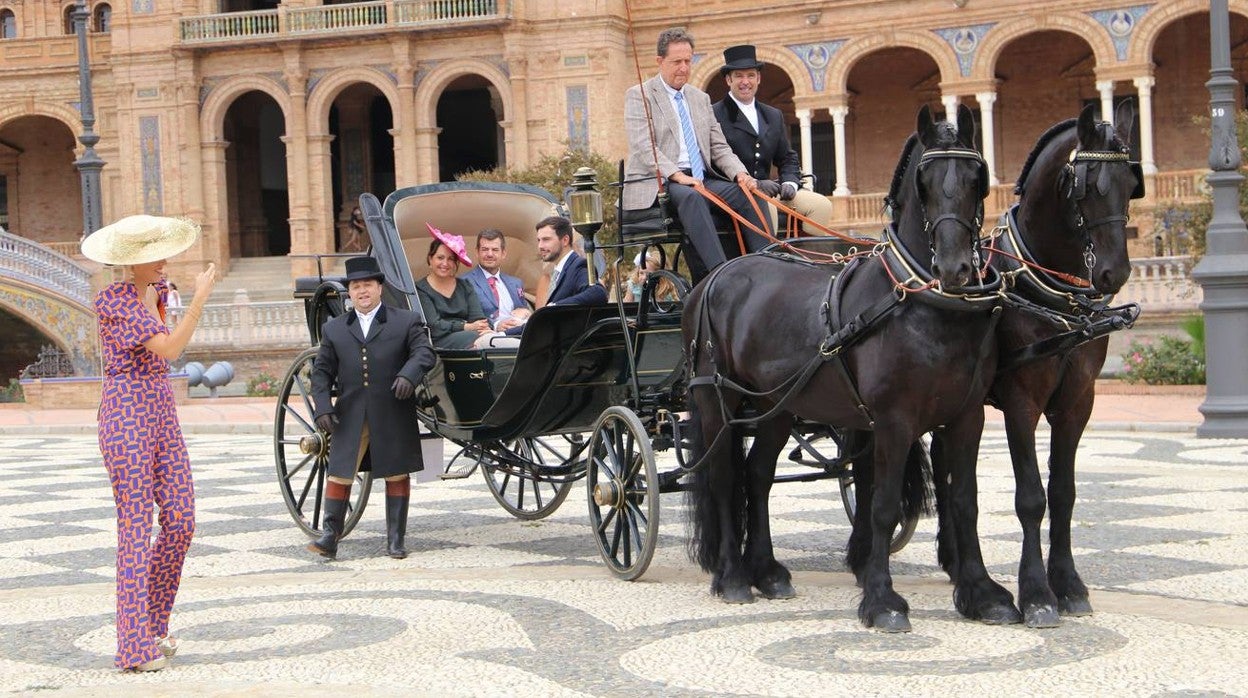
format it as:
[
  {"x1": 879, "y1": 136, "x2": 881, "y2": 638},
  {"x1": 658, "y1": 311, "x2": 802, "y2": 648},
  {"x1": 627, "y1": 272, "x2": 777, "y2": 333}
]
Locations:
[
  {"x1": 81, "y1": 215, "x2": 199, "y2": 266},
  {"x1": 425, "y1": 222, "x2": 473, "y2": 267}
]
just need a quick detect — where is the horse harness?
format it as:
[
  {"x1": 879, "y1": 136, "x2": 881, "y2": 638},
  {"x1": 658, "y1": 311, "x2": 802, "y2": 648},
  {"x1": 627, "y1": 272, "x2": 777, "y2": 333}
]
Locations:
[
  {"x1": 1060, "y1": 146, "x2": 1146, "y2": 271},
  {"x1": 685, "y1": 229, "x2": 1005, "y2": 459},
  {"x1": 992, "y1": 205, "x2": 1141, "y2": 373}
]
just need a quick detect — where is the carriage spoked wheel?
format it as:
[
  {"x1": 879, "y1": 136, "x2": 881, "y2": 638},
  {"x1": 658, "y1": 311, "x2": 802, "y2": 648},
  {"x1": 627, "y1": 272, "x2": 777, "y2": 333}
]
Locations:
[
  {"x1": 274, "y1": 346, "x2": 372, "y2": 538},
  {"x1": 834, "y1": 436, "x2": 929, "y2": 555},
  {"x1": 481, "y1": 436, "x2": 578, "y2": 520},
  {"x1": 587, "y1": 406, "x2": 660, "y2": 581}
]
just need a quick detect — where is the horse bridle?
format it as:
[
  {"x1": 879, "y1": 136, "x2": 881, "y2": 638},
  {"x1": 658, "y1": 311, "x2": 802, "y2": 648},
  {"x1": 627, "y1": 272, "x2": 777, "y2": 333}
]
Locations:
[
  {"x1": 1062, "y1": 147, "x2": 1145, "y2": 271},
  {"x1": 916, "y1": 146, "x2": 989, "y2": 271}
]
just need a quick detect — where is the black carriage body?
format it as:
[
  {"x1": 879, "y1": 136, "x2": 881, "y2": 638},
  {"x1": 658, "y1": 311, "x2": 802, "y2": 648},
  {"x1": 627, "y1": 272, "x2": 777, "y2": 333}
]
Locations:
[{"x1": 357, "y1": 181, "x2": 686, "y2": 442}]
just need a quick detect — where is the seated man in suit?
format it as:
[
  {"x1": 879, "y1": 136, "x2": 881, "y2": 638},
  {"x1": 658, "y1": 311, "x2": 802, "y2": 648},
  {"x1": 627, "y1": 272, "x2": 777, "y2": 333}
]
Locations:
[
  {"x1": 623, "y1": 26, "x2": 769, "y2": 281},
  {"x1": 463, "y1": 228, "x2": 531, "y2": 332},
  {"x1": 475, "y1": 216, "x2": 607, "y2": 348}
]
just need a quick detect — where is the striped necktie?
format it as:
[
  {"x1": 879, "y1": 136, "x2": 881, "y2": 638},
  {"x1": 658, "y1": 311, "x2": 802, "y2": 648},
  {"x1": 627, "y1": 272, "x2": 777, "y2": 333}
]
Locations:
[{"x1": 673, "y1": 91, "x2": 705, "y2": 180}]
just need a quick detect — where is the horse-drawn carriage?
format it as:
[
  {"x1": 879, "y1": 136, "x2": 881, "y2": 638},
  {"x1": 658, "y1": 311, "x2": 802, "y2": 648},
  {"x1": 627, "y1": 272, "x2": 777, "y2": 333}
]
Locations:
[
  {"x1": 272, "y1": 175, "x2": 918, "y2": 581},
  {"x1": 273, "y1": 102, "x2": 1143, "y2": 630}
]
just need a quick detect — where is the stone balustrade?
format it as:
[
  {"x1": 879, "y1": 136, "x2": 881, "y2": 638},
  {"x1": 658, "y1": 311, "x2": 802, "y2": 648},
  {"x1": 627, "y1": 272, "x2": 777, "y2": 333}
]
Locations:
[
  {"x1": 172, "y1": 291, "x2": 308, "y2": 349},
  {"x1": 1115, "y1": 255, "x2": 1202, "y2": 315},
  {"x1": 0, "y1": 228, "x2": 93, "y2": 307},
  {"x1": 179, "y1": 0, "x2": 505, "y2": 44}
]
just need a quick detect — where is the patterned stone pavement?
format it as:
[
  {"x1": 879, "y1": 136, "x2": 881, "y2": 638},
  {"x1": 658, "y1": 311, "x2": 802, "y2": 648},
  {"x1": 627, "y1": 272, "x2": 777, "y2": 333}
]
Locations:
[{"x1": 0, "y1": 431, "x2": 1246, "y2": 696}]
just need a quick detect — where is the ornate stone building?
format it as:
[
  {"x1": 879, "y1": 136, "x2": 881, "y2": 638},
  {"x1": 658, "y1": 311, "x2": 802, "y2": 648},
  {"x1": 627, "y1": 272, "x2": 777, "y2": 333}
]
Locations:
[{"x1": 0, "y1": 0, "x2": 1242, "y2": 374}]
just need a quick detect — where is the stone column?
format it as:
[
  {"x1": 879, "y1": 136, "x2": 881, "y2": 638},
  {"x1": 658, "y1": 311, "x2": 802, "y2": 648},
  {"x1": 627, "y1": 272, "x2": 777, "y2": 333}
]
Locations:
[
  {"x1": 796, "y1": 108, "x2": 814, "y2": 186},
  {"x1": 200, "y1": 140, "x2": 232, "y2": 267},
  {"x1": 394, "y1": 65, "x2": 418, "y2": 187},
  {"x1": 416, "y1": 126, "x2": 441, "y2": 183},
  {"x1": 974, "y1": 91, "x2": 999, "y2": 185},
  {"x1": 1133, "y1": 76, "x2": 1158, "y2": 175},
  {"x1": 830, "y1": 105, "x2": 850, "y2": 197},
  {"x1": 941, "y1": 94, "x2": 958, "y2": 123},
  {"x1": 306, "y1": 134, "x2": 335, "y2": 256},
  {"x1": 283, "y1": 54, "x2": 316, "y2": 259},
  {"x1": 1096, "y1": 80, "x2": 1115, "y2": 125}
]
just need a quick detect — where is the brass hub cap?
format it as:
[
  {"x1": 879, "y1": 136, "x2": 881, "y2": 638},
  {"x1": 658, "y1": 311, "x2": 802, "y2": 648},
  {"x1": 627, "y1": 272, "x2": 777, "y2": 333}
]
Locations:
[{"x1": 593, "y1": 481, "x2": 622, "y2": 507}]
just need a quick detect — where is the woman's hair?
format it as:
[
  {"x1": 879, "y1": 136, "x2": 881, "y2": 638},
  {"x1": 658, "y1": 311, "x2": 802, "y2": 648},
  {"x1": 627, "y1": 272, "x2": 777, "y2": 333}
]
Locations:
[{"x1": 426, "y1": 240, "x2": 458, "y2": 267}]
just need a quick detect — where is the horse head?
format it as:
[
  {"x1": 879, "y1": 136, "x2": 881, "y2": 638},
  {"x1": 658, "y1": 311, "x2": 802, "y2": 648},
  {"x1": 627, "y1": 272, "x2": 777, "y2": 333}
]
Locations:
[
  {"x1": 1054, "y1": 101, "x2": 1143, "y2": 294},
  {"x1": 908, "y1": 104, "x2": 989, "y2": 291}
]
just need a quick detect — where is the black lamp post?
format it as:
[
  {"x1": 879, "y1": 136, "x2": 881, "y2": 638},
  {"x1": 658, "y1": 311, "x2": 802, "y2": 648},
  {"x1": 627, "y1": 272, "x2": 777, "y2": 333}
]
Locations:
[
  {"x1": 567, "y1": 166, "x2": 604, "y2": 284},
  {"x1": 1191, "y1": 0, "x2": 1248, "y2": 437},
  {"x1": 73, "y1": 0, "x2": 105, "y2": 239}
]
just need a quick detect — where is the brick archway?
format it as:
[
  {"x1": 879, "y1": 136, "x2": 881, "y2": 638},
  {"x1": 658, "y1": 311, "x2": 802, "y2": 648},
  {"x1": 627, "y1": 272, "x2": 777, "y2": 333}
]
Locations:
[
  {"x1": 975, "y1": 13, "x2": 1116, "y2": 79},
  {"x1": 827, "y1": 30, "x2": 958, "y2": 96}
]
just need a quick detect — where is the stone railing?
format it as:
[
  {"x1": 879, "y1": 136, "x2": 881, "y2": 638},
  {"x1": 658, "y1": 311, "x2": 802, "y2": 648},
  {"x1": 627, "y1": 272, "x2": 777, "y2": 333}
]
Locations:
[
  {"x1": 171, "y1": 291, "x2": 308, "y2": 349},
  {"x1": 1149, "y1": 169, "x2": 1207, "y2": 204},
  {"x1": 179, "y1": 0, "x2": 506, "y2": 44},
  {"x1": 1114, "y1": 255, "x2": 1202, "y2": 314},
  {"x1": 0, "y1": 229, "x2": 93, "y2": 307}
]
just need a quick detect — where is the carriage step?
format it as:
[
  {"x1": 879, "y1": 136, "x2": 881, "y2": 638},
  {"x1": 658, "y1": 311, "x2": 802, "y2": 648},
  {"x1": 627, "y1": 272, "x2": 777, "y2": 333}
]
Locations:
[{"x1": 439, "y1": 464, "x2": 478, "y2": 480}]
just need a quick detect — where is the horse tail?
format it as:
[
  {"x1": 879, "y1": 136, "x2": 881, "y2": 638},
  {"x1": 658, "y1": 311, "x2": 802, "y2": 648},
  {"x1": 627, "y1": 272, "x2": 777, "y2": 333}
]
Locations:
[
  {"x1": 901, "y1": 438, "x2": 935, "y2": 522},
  {"x1": 685, "y1": 408, "x2": 747, "y2": 573}
]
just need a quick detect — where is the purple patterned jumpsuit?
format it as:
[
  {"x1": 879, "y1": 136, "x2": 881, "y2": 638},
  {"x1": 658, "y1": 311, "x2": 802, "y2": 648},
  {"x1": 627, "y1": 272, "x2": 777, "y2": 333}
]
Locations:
[{"x1": 95, "y1": 281, "x2": 195, "y2": 669}]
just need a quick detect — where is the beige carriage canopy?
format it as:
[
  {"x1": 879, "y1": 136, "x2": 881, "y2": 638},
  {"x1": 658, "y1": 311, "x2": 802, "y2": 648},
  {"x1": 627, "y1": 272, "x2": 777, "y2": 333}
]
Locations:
[{"x1": 390, "y1": 185, "x2": 574, "y2": 297}]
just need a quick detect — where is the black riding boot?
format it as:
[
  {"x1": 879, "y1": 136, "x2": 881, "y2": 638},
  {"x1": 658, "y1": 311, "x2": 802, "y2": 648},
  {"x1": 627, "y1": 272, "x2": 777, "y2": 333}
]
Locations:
[
  {"x1": 385, "y1": 494, "x2": 409, "y2": 559},
  {"x1": 308, "y1": 495, "x2": 349, "y2": 559}
]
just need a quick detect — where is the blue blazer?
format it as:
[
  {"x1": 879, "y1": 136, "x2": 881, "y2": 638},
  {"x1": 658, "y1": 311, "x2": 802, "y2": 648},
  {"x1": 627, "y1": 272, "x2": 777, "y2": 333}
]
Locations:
[
  {"x1": 462, "y1": 265, "x2": 526, "y2": 322},
  {"x1": 504, "y1": 251, "x2": 607, "y2": 336},
  {"x1": 547, "y1": 251, "x2": 608, "y2": 307}
]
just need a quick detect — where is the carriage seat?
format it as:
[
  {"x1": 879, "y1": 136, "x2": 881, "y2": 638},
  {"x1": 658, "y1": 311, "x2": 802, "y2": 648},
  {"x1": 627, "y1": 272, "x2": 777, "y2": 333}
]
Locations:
[{"x1": 293, "y1": 275, "x2": 347, "y2": 299}]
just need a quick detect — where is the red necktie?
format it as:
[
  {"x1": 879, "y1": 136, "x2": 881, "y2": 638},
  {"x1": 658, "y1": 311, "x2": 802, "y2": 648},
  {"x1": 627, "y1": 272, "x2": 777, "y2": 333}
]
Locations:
[{"x1": 487, "y1": 276, "x2": 500, "y2": 304}]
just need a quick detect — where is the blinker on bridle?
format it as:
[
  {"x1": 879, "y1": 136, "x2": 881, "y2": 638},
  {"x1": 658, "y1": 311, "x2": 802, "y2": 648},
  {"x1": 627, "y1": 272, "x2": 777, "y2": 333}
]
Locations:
[{"x1": 1063, "y1": 147, "x2": 1144, "y2": 271}]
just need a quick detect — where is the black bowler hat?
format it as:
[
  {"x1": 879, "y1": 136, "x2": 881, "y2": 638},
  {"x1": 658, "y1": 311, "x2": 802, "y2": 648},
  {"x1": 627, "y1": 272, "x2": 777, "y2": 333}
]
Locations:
[
  {"x1": 720, "y1": 44, "x2": 765, "y2": 75},
  {"x1": 344, "y1": 256, "x2": 385, "y2": 283}
]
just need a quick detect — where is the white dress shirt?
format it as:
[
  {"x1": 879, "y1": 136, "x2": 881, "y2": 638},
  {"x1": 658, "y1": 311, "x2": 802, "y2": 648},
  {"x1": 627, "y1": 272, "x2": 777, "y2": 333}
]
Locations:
[
  {"x1": 661, "y1": 80, "x2": 693, "y2": 171},
  {"x1": 356, "y1": 304, "x2": 380, "y2": 338},
  {"x1": 730, "y1": 94, "x2": 761, "y2": 134}
]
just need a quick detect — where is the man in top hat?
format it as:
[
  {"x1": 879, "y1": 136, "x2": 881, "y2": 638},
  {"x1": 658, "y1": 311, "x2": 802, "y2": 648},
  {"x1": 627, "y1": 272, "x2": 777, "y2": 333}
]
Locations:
[
  {"x1": 623, "y1": 27, "x2": 770, "y2": 281},
  {"x1": 309, "y1": 256, "x2": 436, "y2": 560},
  {"x1": 713, "y1": 44, "x2": 833, "y2": 234}
]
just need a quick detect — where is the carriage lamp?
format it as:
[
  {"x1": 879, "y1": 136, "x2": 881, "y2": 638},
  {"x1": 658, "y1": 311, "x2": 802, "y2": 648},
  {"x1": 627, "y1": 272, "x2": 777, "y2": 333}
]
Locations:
[{"x1": 568, "y1": 167, "x2": 604, "y2": 283}]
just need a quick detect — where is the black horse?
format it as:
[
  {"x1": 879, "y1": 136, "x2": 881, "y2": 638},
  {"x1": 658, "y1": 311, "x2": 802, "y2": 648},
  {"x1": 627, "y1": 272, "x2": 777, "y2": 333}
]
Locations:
[
  {"x1": 931, "y1": 102, "x2": 1144, "y2": 628},
  {"x1": 684, "y1": 105, "x2": 1012, "y2": 632}
]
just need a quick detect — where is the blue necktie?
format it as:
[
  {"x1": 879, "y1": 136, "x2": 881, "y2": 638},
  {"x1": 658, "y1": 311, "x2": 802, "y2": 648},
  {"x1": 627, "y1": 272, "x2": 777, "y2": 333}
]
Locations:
[{"x1": 673, "y1": 91, "x2": 705, "y2": 180}]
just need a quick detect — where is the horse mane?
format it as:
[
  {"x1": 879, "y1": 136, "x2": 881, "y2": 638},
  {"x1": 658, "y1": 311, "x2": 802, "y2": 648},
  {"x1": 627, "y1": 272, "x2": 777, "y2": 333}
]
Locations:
[
  {"x1": 1014, "y1": 118, "x2": 1076, "y2": 195},
  {"x1": 885, "y1": 133, "x2": 921, "y2": 213}
]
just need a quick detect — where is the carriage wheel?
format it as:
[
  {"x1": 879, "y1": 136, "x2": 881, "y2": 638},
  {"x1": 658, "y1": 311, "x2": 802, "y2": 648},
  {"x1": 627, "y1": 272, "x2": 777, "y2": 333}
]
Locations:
[
  {"x1": 587, "y1": 406, "x2": 660, "y2": 581},
  {"x1": 481, "y1": 436, "x2": 578, "y2": 520},
  {"x1": 836, "y1": 438, "x2": 928, "y2": 554},
  {"x1": 274, "y1": 346, "x2": 372, "y2": 539}
]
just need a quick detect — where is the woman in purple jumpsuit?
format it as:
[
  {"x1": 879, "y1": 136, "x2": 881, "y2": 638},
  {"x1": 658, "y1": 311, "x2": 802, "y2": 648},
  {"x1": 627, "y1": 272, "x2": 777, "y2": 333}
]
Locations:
[{"x1": 82, "y1": 215, "x2": 217, "y2": 672}]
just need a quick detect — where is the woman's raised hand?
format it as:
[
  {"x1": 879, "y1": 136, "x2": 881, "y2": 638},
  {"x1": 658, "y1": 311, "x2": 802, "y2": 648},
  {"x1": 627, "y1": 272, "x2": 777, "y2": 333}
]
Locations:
[{"x1": 193, "y1": 263, "x2": 218, "y2": 301}]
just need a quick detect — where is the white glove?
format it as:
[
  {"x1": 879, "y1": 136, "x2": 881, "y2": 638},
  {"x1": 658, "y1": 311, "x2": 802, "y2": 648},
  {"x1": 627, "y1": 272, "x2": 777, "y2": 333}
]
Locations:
[{"x1": 780, "y1": 181, "x2": 799, "y2": 201}]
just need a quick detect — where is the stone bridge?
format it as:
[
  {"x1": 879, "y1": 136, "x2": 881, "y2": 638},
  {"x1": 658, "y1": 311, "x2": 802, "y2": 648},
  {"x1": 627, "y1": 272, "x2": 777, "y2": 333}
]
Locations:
[{"x1": 0, "y1": 229, "x2": 99, "y2": 377}]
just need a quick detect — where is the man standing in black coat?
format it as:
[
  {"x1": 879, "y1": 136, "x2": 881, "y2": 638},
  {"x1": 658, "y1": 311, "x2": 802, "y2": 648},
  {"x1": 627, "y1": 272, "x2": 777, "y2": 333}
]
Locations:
[
  {"x1": 309, "y1": 256, "x2": 437, "y2": 560},
  {"x1": 712, "y1": 44, "x2": 832, "y2": 234}
]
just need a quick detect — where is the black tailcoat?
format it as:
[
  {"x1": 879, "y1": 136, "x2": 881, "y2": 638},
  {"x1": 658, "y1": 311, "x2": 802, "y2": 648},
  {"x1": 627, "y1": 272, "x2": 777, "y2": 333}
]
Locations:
[
  {"x1": 712, "y1": 97, "x2": 801, "y2": 184},
  {"x1": 311, "y1": 303, "x2": 437, "y2": 478}
]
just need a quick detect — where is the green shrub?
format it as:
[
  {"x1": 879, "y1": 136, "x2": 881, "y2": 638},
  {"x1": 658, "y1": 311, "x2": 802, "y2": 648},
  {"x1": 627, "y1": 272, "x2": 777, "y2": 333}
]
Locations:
[
  {"x1": 0, "y1": 379, "x2": 24, "y2": 403},
  {"x1": 1179, "y1": 314, "x2": 1205, "y2": 358},
  {"x1": 246, "y1": 372, "x2": 281, "y2": 397},
  {"x1": 1121, "y1": 335, "x2": 1205, "y2": 385}
]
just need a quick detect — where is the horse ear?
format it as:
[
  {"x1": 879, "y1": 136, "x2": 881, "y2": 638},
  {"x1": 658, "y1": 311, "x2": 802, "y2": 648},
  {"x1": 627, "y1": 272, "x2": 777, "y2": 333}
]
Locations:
[
  {"x1": 956, "y1": 104, "x2": 976, "y2": 148},
  {"x1": 1076, "y1": 103, "x2": 1098, "y2": 147},
  {"x1": 917, "y1": 105, "x2": 935, "y2": 145},
  {"x1": 1113, "y1": 98, "x2": 1137, "y2": 146}
]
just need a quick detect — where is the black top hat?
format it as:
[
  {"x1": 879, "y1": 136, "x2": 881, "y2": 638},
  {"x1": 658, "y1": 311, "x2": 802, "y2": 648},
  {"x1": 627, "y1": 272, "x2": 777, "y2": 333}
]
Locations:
[
  {"x1": 720, "y1": 45, "x2": 765, "y2": 75},
  {"x1": 344, "y1": 256, "x2": 385, "y2": 283}
]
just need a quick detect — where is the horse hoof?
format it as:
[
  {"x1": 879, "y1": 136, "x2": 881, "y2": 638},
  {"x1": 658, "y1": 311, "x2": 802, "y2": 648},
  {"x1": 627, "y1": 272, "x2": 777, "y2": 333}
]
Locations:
[
  {"x1": 1024, "y1": 604, "x2": 1061, "y2": 629},
  {"x1": 979, "y1": 604, "x2": 1023, "y2": 625},
  {"x1": 719, "y1": 587, "x2": 755, "y2": 605},
  {"x1": 1058, "y1": 597, "x2": 1093, "y2": 617},
  {"x1": 871, "y1": 611, "x2": 912, "y2": 633},
  {"x1": 756, "y1": 579, "x2": 796, "y2": 600}
]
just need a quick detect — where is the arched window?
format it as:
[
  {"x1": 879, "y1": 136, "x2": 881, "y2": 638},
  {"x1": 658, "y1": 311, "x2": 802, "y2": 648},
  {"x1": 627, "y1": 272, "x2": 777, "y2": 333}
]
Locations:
[
  {"x1": 93, "y1": 2, "x2": 110, "y2": 33},
  {"x1": 1, "y1": 9, "x2": 18, "y2": 39},
  {"x1": 63, "y1": 5, "x2": 75, "y2": 34}
]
